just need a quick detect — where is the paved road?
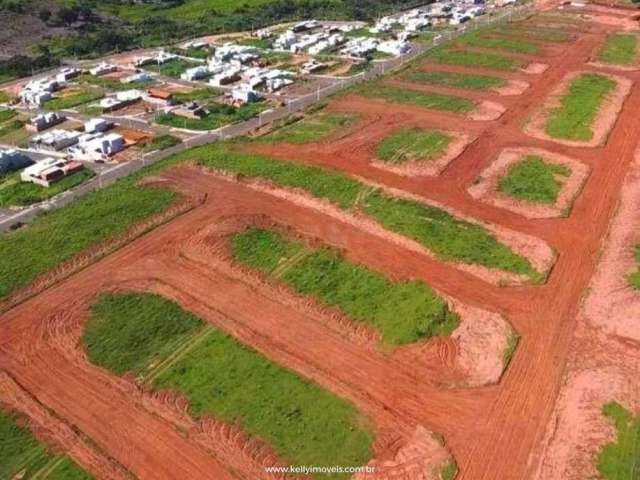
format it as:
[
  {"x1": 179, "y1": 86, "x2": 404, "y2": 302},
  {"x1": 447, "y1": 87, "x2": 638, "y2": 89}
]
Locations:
[{"x1": 0, "y1": 5, "x2": 528, "y2": 233}]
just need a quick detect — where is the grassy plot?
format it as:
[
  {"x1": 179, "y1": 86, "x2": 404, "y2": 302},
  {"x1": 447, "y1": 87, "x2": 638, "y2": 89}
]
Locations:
[
  {"x1": 0, "y1": 410, "x2": 92, "y2": 480},
  {"x1": 427, "y1": 48, "x2": 522, "y2": 71},
  {"x1": 355, "y1": 83, "x2": 475, "y2": 113},
  {"x1": 171, "y1": 143, "x2": 540, "y2": 280},
  {"x1": 172, "y1": 87, "x2": 221, "y2": 103},
  {"x1": 84, "y1": 292, "x2": 373, "y2": 479},
  {"x1": 497, "y1": 155, "x2": 570, "y2": 204},
  {"x1": 402, "y1": 70, "x2": 506, "y2": 90},
  {"x1": 545, "y1": 73, "x2": 616, "y2": 141},
  {"x1": 625, "y1": 245, "x2": 640, "y2": 290},
  {"x1": 376, "y1": 128, "x2": 451, "y2": 164},
  {"x1": 457, "y1": 32, "x2": 540, "y2": 54},
  {"x1": 491, "y1": 26, "x2": 571, "y2": 43},
  {"x1": 0, "y1": 108, "x2": 16, "y2": 123},
  {"x1": 597, "y1": 401, "x2": 640, "y2": 480},
  {"x1": 598, "y1": 34, "x2": 638, "y2": 66},
  {"x1": 77, "y1": 74, "x2": 153, "y2": 91},
  {"x1": 43, "y1": 89, "x2": 104, "y2": 111},
  {"x1": 232, "y1": 228, "x2": 459, "y2": 344},
  {"x1": 259, "y1": 112, "x2": 357, "y2": 144},
  {"x1": 0, "y1": 166, "x2": 176, "y2": 300},
  {"x1": 156, "y1": 102, "x2": 268, "y2": 130},
  {"x1": 144, "y1": 59, "x2": 200, "y2": 78},
  {"x1": 142, "y1": 134, "x2": 182, "y2": 153},
  {"x1": 0, "y1": 170, "x2": 96, "y2": 208}
]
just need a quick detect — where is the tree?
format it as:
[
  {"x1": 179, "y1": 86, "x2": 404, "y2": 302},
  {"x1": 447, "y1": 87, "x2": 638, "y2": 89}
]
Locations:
[{"x1": 38, "y1": 8, "x2": 51, "y2": 22}]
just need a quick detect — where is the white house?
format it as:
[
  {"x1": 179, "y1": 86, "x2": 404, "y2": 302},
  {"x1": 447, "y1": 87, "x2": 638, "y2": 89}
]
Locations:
[
  {"x1": 121, "y1": 72, "x2": 152, "y2": 84},
  {"x1": 231, "y1": 88, "x2": 261, "y2": 104},
  {"x1": 377, "y1": 40, "x2": 411, "y2": 56},
  {"x1": 0, "y1": 149, "x2": 33, "y2": 176},
  {"x1": 181, "y1": 66, "x2": 210, "y2": 81},
  {"x1": 20, "y1": 157, "x2": 84, "y2": 187},
  {"x1": 90, "y1": 62, "x2": 118, "y2": 76},
  {"x1": 27, "y1": 112, "x2": 66, "y2": 132},
  {"x1": 68, "y1": 133, "x2": 124, "y2": 162},
  {"x1": 30, "y1": 129, "x2": 81, "y2": 151},
  {"x1": 84, "y1": 118, "x2": 111, "y2": 134},
  {"x1": 56, "y1": 67, "x2": 81, "y2": 83}
]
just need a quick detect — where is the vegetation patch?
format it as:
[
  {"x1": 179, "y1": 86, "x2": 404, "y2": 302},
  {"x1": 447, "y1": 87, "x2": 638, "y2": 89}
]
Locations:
[
  {"x1": 457, "y1": 32, "x2": 540, "y2": 54},
  {"x1": 85, "y1": 292, "x2": 373, "y2": 479},
  {"x1": 545, "y1": 73, "x2": 616, "y2": 141},
  {"x1": 402, "y1": 70, "x2": 506, "y2": 90},
  {"x1": 0, "y1": 108, "x2": 16, "y2": 123},
  {"x1": 259, "y1": 112, "x2": 357, "y2": 144},
  {"x1": 231, "y1": 227, "x2": 459, "y2": 344},
  {"x1": 376, "y1": 128, "x2": 451, "y2": 164},
  {"x1": 0, "y1": 170, "x2": 95, "y2": 208},
  {"x1": 156, "y1": 102, "x2": 268, "y2": 130},
  {"x1": 598, "y1": 34, "x2": 638, "y2": 66},
  {"x1": 142, "y1": 134, "x2": 182, "y2": 153},
  {"x1": 427, "y1": 48, "x2": 522, "y2": 70},
  {"x1": 491, "y1": 26, "x2": 570, "y2": 43},
  {"x1": 497, "y1": 155, "x2": 570, "y2": 204},
  {"x1": 77, "y1": 74, "x2": 153, "y2": 91},
  {"x1": 355, "y1": 83, "x2": 475, "y2": 113},
  {"x1": 0, "y1": 164, "x2": 176, "y2": 300},
  {"x1": 625, "y1": 245, "x2": 640, "y2": 290},
  {"x1": 43, "y1": 89, "x2": 104, "y2": 111},
  {"x1": 502, "y1": 332, "x2": 520, "y2": 369},
  {"x1": 597, "y1": 401, "x2": 640, "y2": 480},
  {"x1": 440, "y1": 459, "x2": 459, "y2": 480},
  {"x1": 144, "y1": 58, "x2": 200, "y2": 78},
  {"x1": 171, "y1": 143, "x2": 540, "y2": 280},
  {"x1": 0, "y1": 409, "x2": 92, "y2": 480},
  {"x1": 172, "y1": 87, "x2": 220, "y2": 103}
]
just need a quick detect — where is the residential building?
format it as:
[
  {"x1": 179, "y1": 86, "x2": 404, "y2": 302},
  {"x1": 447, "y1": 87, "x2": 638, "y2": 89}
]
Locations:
[
  {"x1": 68, "y1": 133, "x2": 125, "y2": 162},
  {"x1": 230, "y1": 88, "x2": 261, "y2": 105},
  {"x1": 181, "y1": 66, "x2": 210, "y2": 81},
  {"x1": 121, "y1": 72, "x2": 153, "y2": 84},
  {"x1": 21, "y1": 157, "x2": 84, "y2": 187},
  {"x1": 56, "y1": 67, "x2": 81, "y2": 83},
  {"x1": 26, "y1": 112, "x2": 66, "y2": 132},
  {"x1": 377, "y1": 40, "x2": 411, "y2": 56},
  {"x1": 30, "y1": 129, "x2": 81, "y2": 151},
  {"x1": 84, "y1": 118, "x2": 112, "y2": 134},
  {"x1": 0, "y1": 149, "x2": 33, "y2": 176},
  {"x1": 172, "y1": 102, "x2": 208, "y2": 119},
  {"x1": 90, "y1": 63, "x2": 118, "y2": 76},
  {"x1": 146, "y1": 88, "x2": 176, "y2": 106}
]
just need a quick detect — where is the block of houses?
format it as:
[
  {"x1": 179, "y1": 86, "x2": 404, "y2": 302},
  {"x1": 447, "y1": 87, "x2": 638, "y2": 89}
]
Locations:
[
  {"x1": 84, "y1": 118, "x2": 112, "y2": 134},
  {"x1": 26, "y1": 112, "x2": 66, "y2": 132},
  {"x1": 20, "y1": 157, "x2": 84, "y2": 187},
  {"x1": 68, "y1": 133, "x2": 125, "y2": 162},
  {"x1": 377, "y1": 40, "x2": 411, "y2": 56},
  {"x1": 56, "y1": 67, "x2": 81, "y2": 83},
  {"x1": 0, "y1": 149, "x2": 33, "y2": 176},
  {"x1": 181, "y1": 66, "x2": 210, "y2": 81},
  {"x1": 146, "y1": 88, "x2": 176, "y2": 106},
  {"x1": 97, "y1": 90, "x2": 142, "y2": 112},
  {"x1": 30, "y1": 129, "x2": 81, "y2": 151},
  {"x1": 210, "y1": 67, "x2": 242, "y2": 87},
  {"x1": 90, "y1": 62, "x2": 118, "y2": 76}
]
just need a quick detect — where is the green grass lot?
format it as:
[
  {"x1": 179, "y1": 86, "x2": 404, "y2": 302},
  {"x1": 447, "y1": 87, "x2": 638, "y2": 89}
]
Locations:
[
  {"x1": 84, "y1": 292, "x2": 373, "y2": 479},
  {"x1": 77, "y1": 74, "x2": 153, "y2": 91},
  {"x1": 0, "y1": 108, "x2": 16, "y2": 123},
  {"x1": 497, "y1": 155, "x2": 570, "y2": 204},
  {"x1": 0, "y1": 118, "x2": 25, "y2": 140},
  {"x1": 144, "y1": 59, "x2": 200, "y2": 78},
  {"x1": 43, "y1": 89, "x2": 104, "y2": 111},
  {"x1": 625, "y1": 245, "x2": 640, "y2": 290},
  {"x1": 402, "y1": 70, "x2": 506, "y2": 90},
  {"x1": 169, "y1": 46, "x2": 211, "y2": 59},
  {"x1": 545, "y1": 73, "x2": 616, "y2": 141},
  {"x1": 142, "y1": 134, "x2": 182, "y2": 153},
  {"x1": 492, "y1": 26, "x2": 571, "y2": 43},
  {"x1": 232, "y1": 228, "x2": 459, "y2": 344},
  {"x1": 156, "y1": 102, "x2": 268, "y2": 130},
  {"x1": 172, "y1": 87, "x2": 221, "y2": 103},
  {"x1": 440, "y1": 460, "x2": 459, "y2": 480},
  {"x1": 0, "y1": 410, "x2": 92, "y2": 480},
  {"x1": 597, "y1": 401, "x2": 640, "y2": 480},
  {"x1": 0, "y1": 170, "x2": 95, "y2": 208},
  {"x1": 259, "y1": 112, "x2": 357, "y2": 144},
  {"x1": 427, "y1": 48, "x2": 522, "y2": 71},
  {"x1": 457, "y1": 32, "x2": 540, "y2": 54},
  {"x1": 171, "y1": 143, "x2": 540, "y2": 280},
  {"x1": 107, "y1": 0, "x2": 275, "y2": 22},
  {"x1": 0, "y1": 166, "x2": 176, "y2": 300},
  {"x1": 356, "y1": 83, "x2": 475, "y2": 113},
  {"x1": 0, "y1": 90, "x2": 11, "y2": 103},
  {"x1": 376, "y1": 128, "x2": 451, "y2": 164},
  {"x1": 237, "y1": 37, "x2": 272, "y2": 49},
  {"x1": 598, "y1": 34, "x2": 638, "y2": 66}
]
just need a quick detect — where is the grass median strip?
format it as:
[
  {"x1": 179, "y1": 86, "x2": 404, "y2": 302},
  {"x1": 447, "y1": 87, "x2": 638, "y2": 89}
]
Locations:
[
  {"x1": 259, "y1": 112, "x2": 357, "y2": 144},
  {"x1": 84, "y1": 292, "x2": 373, "y2": 479},
  {"x1": 545, "y1": 73, "x2": 616, "y2": 141},
  {"x1": 497, "y1": 155, "x2": 570, "y2": 204},
  {"x1": 172, "y1": 143, "x2": 540, "y2": 280},
  {"x1": 597, "y1": 401, "x2": 640, "y2": 480},
  {"x1": 377, "y1": 128, "x2": 451, "y2": 164},
  {"x1": 355, "y1": 83, "x2": 475, "y2": 113},
  {"x1": 427, "y1": 48, "x2": 522, "y2": 71},
  {"x1": 402, "y1": 70, "x2": 506, "y2": 90},
  {"x1": 232, "y1": 227, "x2": 459, "y2": 344},
  {"x1": 0, "y1": 410, "x2": 92, "y2": 480},
  {"x1": 598, "y1": 34, "x2": 638, "y2": 66}
]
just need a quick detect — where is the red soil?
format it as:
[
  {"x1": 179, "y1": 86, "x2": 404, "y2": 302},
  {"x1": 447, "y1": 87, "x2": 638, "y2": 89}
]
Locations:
[{"x1": 3, "y1": 7, "x2": 640, "y2": 480}]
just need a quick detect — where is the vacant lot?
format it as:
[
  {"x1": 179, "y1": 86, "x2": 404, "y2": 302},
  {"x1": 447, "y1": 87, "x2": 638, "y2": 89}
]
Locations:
[
  {"x1": 0, "y1": 410, "x2": 92, "y2": 480},
  {"x1": 156, "y1": 102, "x2": 268, "y2": 130},
  {"x1": 232, "y1": 227, "x2": 459, "y2": 344},
  {"x1": 173, "y1": 143, "x2": 540, "y2": 280},
  {"x1": 491, "y1": 26, "x2": 571, "y2": 43},
  {"x1": 142, "y1": 134, "x2": 182, "y2": 153},
  {"x1": 497, "y1": 155, "x2": 570, "y2": 204},
  {"x1": 144, "y1": 59, "x2": 201, "y2": 78},
  {"x1": 598, "y1": 34, "x2": 638, "y2": 66},
  {"x1": 259, "y1": 112, "x2": 357, "y2": 144},
  {"x1": 43, "y1": 89, "x2": 104, "y2": 111},
  {"x1": 377, "y1": 128, "x2": 451, "y2": 164},
  {"x1": 545, "y1": 73, "x2": 616, "y2": 141},
  {"x1": 0, "y1": 170, "x2": 95, "y2": 208},
  {"x1": 356, "y1": 83, "x2": 475, "y2": 113},
  {"x1": 84, "y1": 292, "x2": 373, "y2": 479},
  {"x1": 597, "y1": 401, "x2": 640, "y2": 480},
  {"x1": 427, "y1": 48, "x2": 523, "y2": 70},
  {"x1": 457, "y1": 32, "x2": 540, "y2": 54},
  {"x1": 402, "y1": 70, "x2": 506, "y2": 90}
]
